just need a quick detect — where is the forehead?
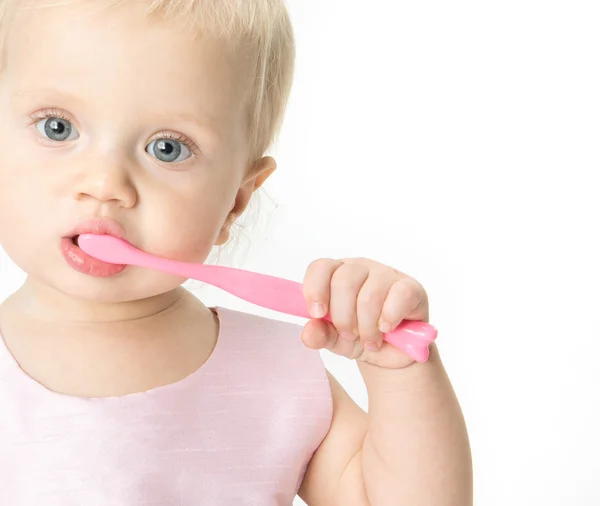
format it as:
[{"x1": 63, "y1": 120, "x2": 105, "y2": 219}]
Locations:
[{"x1": 3, "y1": 2, "x2": 251, "y2": 127}]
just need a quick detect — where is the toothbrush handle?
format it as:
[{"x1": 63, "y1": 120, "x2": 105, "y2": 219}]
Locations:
[
  {"x1": 202, "y1": 266, "x2": 438, "y2": 362},
  {"x1": 76, "y1": 233, "x2": 437, "y2": 361}
]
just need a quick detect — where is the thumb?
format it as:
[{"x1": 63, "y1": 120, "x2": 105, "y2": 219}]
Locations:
[{"x1": 301, "y1": 318, "x2": 362, "y2": 360}]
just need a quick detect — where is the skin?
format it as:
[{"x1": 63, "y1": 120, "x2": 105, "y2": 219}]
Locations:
[{"x1": 0, "y1": 3, "x2": 472, "y2": 504}]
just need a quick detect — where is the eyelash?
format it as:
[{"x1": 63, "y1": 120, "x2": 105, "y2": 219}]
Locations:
[
  {"x1": 27, "y1": 108, "x2": 75, "y2": 128},
  {"x1": 27, "y1": 109, "x2": 199, "y2": 156},
  {"x1": 150, "y1": 131, "x2": 198, "y2": 157}
]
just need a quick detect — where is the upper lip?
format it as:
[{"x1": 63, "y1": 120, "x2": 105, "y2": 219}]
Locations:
[{"x1": 65, "y1": 218, "x2": 127, "y2": 241}]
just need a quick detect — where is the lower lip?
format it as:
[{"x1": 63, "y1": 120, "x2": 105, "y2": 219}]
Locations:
[{"x1": 60, "y1": 236, "x2": 126, "y2": 277}]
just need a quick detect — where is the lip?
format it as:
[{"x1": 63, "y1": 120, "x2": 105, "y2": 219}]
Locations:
[
  {"x1": 61, "y1": 218, "x2": 128, "y2": 277},
  {"x1": 65, "y1": 218, "x2": 127, "y2": 242}
]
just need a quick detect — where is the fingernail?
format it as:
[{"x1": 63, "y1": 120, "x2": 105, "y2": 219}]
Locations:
[
  {"x1": 364, "y1": 341, "x2": 380, "y2": 352},
  {"x1": 340, "y1": 331, "x2": 357, "y2": 341},
  {"x1": 311, "y1": 303, "x2": 326, "y2": 318},
  {"x1": 379, "y1": 321, "x2": 392, "y2": 333}
]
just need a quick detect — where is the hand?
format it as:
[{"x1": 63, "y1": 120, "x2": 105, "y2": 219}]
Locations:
[{"x1": 301, "y1": 258, "x2": 430, "y2": 369}]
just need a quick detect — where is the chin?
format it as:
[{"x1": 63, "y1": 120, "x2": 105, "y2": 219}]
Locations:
[{"x1": 25, "y1": 263, "x2": 187, "y2": 304}]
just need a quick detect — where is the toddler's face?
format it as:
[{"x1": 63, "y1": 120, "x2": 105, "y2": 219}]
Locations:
[{"x1": 0, "y1": 2, "x2": 272, "y2": 302}]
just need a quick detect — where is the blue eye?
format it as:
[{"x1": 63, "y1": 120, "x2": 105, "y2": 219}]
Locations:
[
  {"x1": 146, "y1": 138, "x2": 192, "y2": 163},
  {"x1": 35, "y1": 117, "x2": 79, "y2": 142}
]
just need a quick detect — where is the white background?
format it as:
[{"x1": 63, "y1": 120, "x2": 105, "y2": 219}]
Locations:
[{"x1": 1, "y1": 1, "x2": 599, "y2": 505}]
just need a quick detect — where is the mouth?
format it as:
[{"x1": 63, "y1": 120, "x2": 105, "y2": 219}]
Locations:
[
  {"x1": 61, "y1": 218, "x2": 127, "y2": 277},
  {"x1": 65, "y1": 217, "x2": 127, "y2": 242}
]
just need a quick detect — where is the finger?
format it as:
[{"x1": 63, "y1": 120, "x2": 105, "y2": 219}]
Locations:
[
  {"x1": 328, "y1": 262, "x2": 370, "y2": 343},
  {"x1": 303, "y1": 258, "x2": 343, "y2": 318},
  {"x1": 301, "y1": 319, "x2": 363, "y2": 359},
  {"x1": 356, "y1": 273, "x2": 394, "y2": 351},
  {"x1": 379, "y1": 278, "x2": 429, "y2": 333}
]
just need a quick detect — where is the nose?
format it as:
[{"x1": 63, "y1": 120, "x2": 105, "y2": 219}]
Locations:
[{"x1": 72, "y1": 154, "x2": 137, "y2": 209}]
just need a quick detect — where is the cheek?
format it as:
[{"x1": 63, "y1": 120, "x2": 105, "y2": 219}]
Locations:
[
  {"x1": 0, "y1": 152, "x2": 31, "y2": 236},
  {"x1": 0, "y1": 151, "x2": 56, "y2": 225},
  {"x1": 143, "y1": 183, "x2": 234, "y2": 262}
]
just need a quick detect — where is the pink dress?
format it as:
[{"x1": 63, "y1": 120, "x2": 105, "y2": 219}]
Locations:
[{"x1": 0, "y1": 307, "x2": 333, "y2": 505}]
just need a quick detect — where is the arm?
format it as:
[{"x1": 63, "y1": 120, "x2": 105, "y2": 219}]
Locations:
[
  {"x1": 299, "y1": 257, "x2": 472, "y2": 505},
  {"x1": 299, "y1": 347, "x2": 472, "y2": 505},
  {"x1": 359, "y1": 344, "x2": 472, "y2": 505}
]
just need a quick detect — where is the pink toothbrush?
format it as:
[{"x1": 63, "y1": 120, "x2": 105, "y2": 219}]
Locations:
[{"x1": 78, "y1": 234, "x2": 438, "y2": 362}]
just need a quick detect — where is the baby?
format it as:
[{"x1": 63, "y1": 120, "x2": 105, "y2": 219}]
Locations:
[{"x1": 0, "y1": 0, "x2": 472, "y2": 504}]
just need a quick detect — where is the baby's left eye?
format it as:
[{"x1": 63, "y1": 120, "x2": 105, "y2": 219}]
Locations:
[{"x1": 146, "y1": 138, "x2": 192, "y2": 163}]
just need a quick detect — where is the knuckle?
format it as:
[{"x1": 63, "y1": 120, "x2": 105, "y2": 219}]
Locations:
[
  {"x1": 304, "y1": 259, "x2": 338, "y2": 294},
  {"x1": 307, "y1": 257, "x2": 338, "y2": 273},
  {"x1": 390, "y1": 279, "x2": 427, "y2": 313},
  {"x1": 330, "y1": 275, "x2": 355, "y2": 294},
  {"x1": 394, "y1": 278, "x2": 420, "y2": 298},
  {"x1": 331, "y1": 263, "x2": 367, "y2": 290}
]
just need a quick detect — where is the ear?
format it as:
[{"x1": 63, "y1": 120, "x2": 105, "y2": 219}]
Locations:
[{"x1": 215, "y1": 156, "x2": 277, "y2": 246}]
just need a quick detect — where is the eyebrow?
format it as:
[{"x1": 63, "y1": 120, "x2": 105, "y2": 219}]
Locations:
[
  {"x1": 157, "y1": 112, "x2": 223, "y2": 145},
  {"x1": 11, "y1": 87, "x2": 87, "y2": 107}
]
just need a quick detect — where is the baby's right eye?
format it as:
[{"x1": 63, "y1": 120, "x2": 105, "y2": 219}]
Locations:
[{"x1": 35, "y1": 117, "x2": 80, "y2": 142}]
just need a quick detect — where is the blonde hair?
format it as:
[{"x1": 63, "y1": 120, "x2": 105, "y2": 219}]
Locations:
[{"x1": 0, "y1": 0, "x2": 296, "y2": 162}]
